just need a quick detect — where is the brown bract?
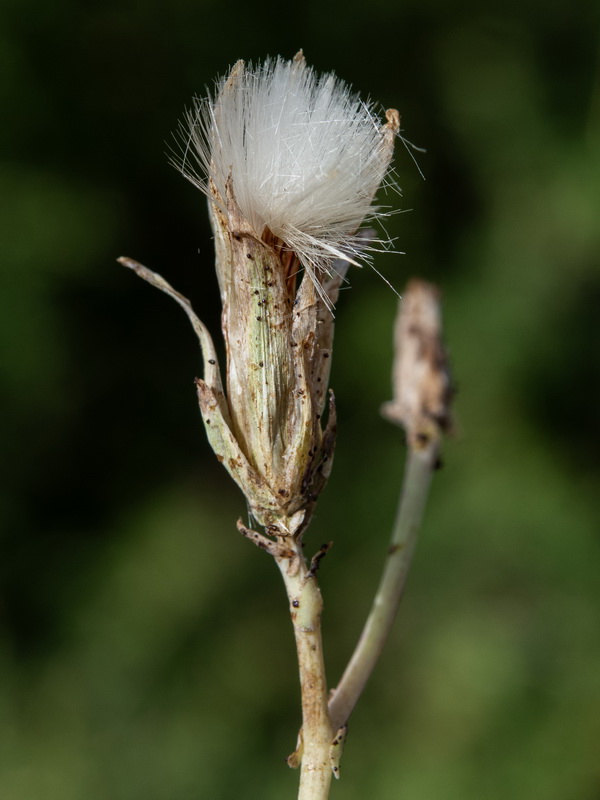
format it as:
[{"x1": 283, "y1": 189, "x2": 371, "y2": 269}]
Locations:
[{"x1": 200, "y1": 177, "x2": 345, "y2": 533}]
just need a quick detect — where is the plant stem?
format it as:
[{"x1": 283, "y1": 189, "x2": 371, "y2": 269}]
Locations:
[
  {"x1": 275, "y1": 539, "x2": 334, "y2": 800},
  {"x1": 328, "y1": 442, "x2": 437, "y2": 732}
]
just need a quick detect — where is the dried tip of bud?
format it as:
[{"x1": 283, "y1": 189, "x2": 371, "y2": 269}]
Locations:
[{"x1": 381, "y1": 279, "x2": 453, "y2": 449}]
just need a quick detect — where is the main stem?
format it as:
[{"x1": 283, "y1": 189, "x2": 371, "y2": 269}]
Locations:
[
  {"x1": 328, "y1": 443, "x2": 437, "y2": 732},
  {"x1": 276, "y1": 540, "x2": 334, "y2": 800}
]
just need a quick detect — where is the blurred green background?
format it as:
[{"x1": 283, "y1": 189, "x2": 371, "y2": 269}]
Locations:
[{"x1": 1, "y1": 0, "x2": 599, "y2": 797}]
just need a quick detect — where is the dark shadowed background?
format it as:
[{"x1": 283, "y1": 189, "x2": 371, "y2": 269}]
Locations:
[{"x1": 1, "y1": 0, "x2": 599, "y2": 798}]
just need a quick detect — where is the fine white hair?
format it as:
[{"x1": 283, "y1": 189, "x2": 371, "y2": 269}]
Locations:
[{"x1": 175, "y1": 54, "x2": 398, "y2": 279}]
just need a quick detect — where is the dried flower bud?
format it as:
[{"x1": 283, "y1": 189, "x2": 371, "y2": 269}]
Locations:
[
  {"x1": 381, "y1": 280, "x2": 453, "y2": 449},
  {"x1": 123, "y1": 54, "x2": 399, "y2": 536},
  {"x1": 176, "y1": 54, "x2": 399, "y2": 533}
]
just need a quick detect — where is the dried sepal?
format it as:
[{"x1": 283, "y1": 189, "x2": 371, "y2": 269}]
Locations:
[
  {"x1": 117, "y1": 257, "x2": 224, "y2": 396},
  {"x1": 195, "y1": 379, "x2": 282, "y2": 524}
]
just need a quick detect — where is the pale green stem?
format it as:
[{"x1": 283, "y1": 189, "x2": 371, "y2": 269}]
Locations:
[
  {"x1": 328, "y1": 442, "x2": 437, "y2": 732},
  {"x1": 275, "y1": 541, "x2": 334, "y2": 800}
]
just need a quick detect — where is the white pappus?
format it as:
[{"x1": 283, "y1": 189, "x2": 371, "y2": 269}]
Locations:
[{"x1": 174, "y1": 51, "x2": 400, "y2": 287}]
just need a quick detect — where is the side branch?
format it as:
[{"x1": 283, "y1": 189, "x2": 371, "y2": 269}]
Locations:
[
  {"x1": 329, "y1": 279, "x2": 452, "y2": 732},
  {"x1": 328, "y1": 443, "x2": 437, "y2": 732}
]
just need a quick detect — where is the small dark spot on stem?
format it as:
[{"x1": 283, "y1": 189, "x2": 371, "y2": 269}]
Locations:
[
  {"x1": 247, "y1": 253, "x2": 253, "y2": 260},
  {"x1": 323, "y1": 351, "x2": 330, "y2": 359},
  {"x1": 208, "y1": 358, "x2": 216, "y2": 365},
  {"x1": 256, "y1": 316, "x2": 262, "y2": 321},
  {"x1": 292, "y1": 599, "x2": 300, "y2": 608}
]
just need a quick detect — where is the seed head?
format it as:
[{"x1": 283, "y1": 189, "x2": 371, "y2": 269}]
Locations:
[
  {"x1": 124, "y1": 55, "x2": 400, "y2": 538},
  {"x1": 175, "y1": 52, "x2": 399, "y2": 288}
]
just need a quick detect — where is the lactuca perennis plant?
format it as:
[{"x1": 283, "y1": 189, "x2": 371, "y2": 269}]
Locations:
[{"x1": 120, "y1": 52, "x2": 451, "y2": 800}]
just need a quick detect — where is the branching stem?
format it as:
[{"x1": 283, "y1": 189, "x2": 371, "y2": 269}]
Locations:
[{"x1": 328, "y1": 442, "x2": 438, "y2": 732}]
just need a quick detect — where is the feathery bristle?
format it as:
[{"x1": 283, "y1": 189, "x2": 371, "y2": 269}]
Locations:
[{"x1": 174, "y1": 55, "x2": 399, "y2": 278}]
